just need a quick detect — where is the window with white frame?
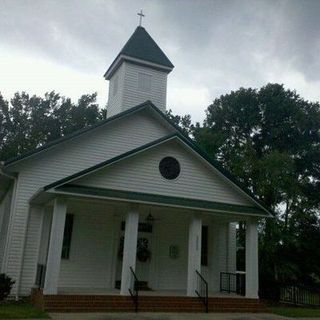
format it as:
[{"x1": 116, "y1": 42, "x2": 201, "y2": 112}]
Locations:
[{"x1": 138, "y1": 72, "x2": 152, "y2": 92}]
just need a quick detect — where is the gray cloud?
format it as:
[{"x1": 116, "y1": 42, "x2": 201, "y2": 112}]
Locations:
[{"x1": 1, "y1": 0, "x2": 320, "y2": 122}]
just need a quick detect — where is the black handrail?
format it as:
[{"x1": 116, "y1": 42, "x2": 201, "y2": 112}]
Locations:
[
  {"x1": 128, "y1": 266, "x2": 139, "y2": 312},
  {"x1": 220, "y1": 272, "x2": 245, "y2": 296},
  {"x1": 195, "y1": 270, "x2": 208, "y2": 313}
]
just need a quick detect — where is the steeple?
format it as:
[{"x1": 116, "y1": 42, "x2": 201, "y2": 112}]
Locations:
[{"x1": 104, "y1": 26, "x2": 174, "y2": 117}]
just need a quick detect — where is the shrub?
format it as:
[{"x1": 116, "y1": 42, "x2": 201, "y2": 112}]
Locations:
[{"x1": 0, "y1": 273, "x2": 15, "y2": 301}]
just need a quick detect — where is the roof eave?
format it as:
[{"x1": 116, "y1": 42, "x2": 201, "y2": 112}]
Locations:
[
  {"x1": 33, "y1": 185, "x2": 269, "y2": 218},
  {"x1": 3, "y1": 100, "x2": 160, "y2": 168},
  {"x1": 39, "y1": 131, "x2": 274, "y2": 218},
  {"x1": 104, "y1": 54, "x2": 174, "y2": 80}
]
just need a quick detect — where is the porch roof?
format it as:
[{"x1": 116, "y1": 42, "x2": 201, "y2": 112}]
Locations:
[{"x1": 32, "y1": 183, "x2": 269, "y2": 217}]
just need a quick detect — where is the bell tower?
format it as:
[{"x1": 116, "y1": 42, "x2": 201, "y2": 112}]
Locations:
[{"x1": 104, "y1": 24, "x2": 174, "y2": 117}]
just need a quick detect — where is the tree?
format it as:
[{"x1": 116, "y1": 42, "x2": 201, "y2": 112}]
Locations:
[
  {"x1": 193, "y1": 84, "x2": 320, "y2": 295},
  {"x1": 0, "y1": 91, "x2": 105, "y2": 161},
  {"x1": 166, "y1": 109, "x2": 192, "y2": 136}
]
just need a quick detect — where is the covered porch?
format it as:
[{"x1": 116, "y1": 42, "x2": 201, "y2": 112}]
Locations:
[{"x1": 32, "y1": 188, "x2": 259, "y2": 303}]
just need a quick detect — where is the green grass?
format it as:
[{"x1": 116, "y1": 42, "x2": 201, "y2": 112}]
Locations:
[
  {"x1": 270, "y1": 305, "x2": 320, "y2": 318},
  {"x1": 0, "y1": 302, "x2": 49, "y2": 319}
]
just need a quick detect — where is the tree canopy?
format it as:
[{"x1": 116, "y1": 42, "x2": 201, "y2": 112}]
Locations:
[
  {"x1": 0, "y1": 91, "x2": 106, "y2": 161},
  {"x1": 1, "y1": 85, "x2": 319, "y2": 297},
  {"x1": 192, "y1": 84, "x2": 320, "y2": 294}
]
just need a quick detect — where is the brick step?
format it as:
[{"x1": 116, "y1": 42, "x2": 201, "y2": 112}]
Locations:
[
  {"x1": 44, "y1": 302, "x2": 267, "y2": 313},
  {"x1": 47, "y1": 307, "x2": 204, "y2": 313},
  {"x1": 32, "y1": 289, "x2": 266, "y2": 313},
  {"x1": 45, "y1": 299, "x2": 260, "y2": 306},
  {"x1": 47, "y1": 307, "x2": 266, "y2": 313},
  {"x1": 45, "y1": 301, "x2": 263, "y2": 308}
]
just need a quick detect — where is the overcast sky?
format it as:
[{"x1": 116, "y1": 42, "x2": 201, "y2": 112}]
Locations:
[{"x1": 1, "y1": 0, "x2": 320, "y2": 123}]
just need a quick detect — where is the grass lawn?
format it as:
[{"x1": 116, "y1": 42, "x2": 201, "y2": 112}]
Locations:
[
  {"x1": 0, "y1": 302, "x2": 49, "y2": 319},
  {"x1": 270, "y1": 305, "x2": 320, "y2": 318}
]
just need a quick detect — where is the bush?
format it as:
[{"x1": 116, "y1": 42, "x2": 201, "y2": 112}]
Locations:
[{"x1": 0, "y1": 273, "x2": 15, "y2": 301}]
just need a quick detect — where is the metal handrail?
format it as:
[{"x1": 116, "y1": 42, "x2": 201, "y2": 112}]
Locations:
[
  {"x1": 195, "y1": 270, "x2": 209, "y2": 313},
  {"x1": 128, "y1": 266, "x2": 139, "y2": 312},
  {"x1": 220, "y1": 272, "x2": 245, "y2": 296}
]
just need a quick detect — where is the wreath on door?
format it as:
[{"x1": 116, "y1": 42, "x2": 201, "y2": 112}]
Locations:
[
  {"x1": 118, "y1": 236, "x2": 151, "y2": 262},
  {"x1": 137, "y1": 237, "x2": 151, "y2": 262}
]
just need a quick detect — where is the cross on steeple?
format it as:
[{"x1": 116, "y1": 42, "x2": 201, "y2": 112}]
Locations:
[{"x1": 137, "y1": 10, "x2": 145, "y2": 26}]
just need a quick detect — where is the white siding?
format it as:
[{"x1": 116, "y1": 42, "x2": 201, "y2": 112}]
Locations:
[
  {"x1": 152, "y1": 220, "x2": 189, "y2": 290},
  {"x1": 58, "y1": 206, "x2": 116, "y2": 290},
  {"x1": 4, "y1": 111, "x2": 173, "y2": 296},
  {"x1": 76, "y1": 140, "x2": 252, "y2": 206},
  {"x1": 0, "y1": 186, "x2": 13, "y2": 272},
  {"x1": 19, "y1": 198, "x2": 234, "y2": 293},
  {"x1": 107, "y1": 61, "x2": 168, "y2": 117},
  {"x1": 210, "y1": 222, "x2": 228, "y2": 291},
  {"x1": 20, "y1": 206, "x2": 45, "y2": 292},
  {"x1": 122, "y1": 62, "x2": 167, "y2": 113},
  {"x1": 107, "y1": 64, "x2": 126, "y2": 117}
]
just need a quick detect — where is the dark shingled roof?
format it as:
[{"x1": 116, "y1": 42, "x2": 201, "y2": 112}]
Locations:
[
  {"x1": 105, "y1": 26, "x2": 174, "y2": 78},
  {"x1": 120, "y1": 26, "x2": 174, "y2": 68}
]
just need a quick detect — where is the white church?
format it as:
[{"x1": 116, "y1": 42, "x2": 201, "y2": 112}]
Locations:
[{"x1": 0, "y1": 23, "x2": 272, "y2": 312}]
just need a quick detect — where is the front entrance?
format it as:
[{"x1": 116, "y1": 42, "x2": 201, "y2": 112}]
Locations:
[{"x1": 115, "y1": 221, "x2": 153, "y2": 290}]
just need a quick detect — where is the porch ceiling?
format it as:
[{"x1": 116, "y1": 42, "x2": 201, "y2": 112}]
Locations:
[{"x1": 31, "y1": 183, "x2": 269, "y2": 218}]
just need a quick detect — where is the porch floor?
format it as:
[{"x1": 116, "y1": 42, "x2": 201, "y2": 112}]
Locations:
[{"x1": 57, "y1": 288, "x2": 241, "y2": 298}]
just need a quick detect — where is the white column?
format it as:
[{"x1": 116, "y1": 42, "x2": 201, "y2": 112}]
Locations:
[
  {"x1": 43, "y1": 198, "x2": 67, "y2": 294},
  {"x1": 245, "y1": 218, "x2": 259, "y2": 299},
  {"x1": 210, "y1": 223, "x2": 220, "y2": 292},
  {"x1": 187, "y1": 216, "x2": 202, "y2": 296},
  {"x1": 227, "y1": 222, "x2": 237, "y2": 273},
  {"x1": 38, "y1": 208, "x2": 52, "y2": 266},
  {"x1": 120, "y1": 206, "x2": 139, "y2": 295}
]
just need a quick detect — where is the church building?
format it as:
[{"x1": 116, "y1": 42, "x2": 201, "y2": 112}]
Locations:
[{"x1": 0, "y1": 23, "x2": 272, "y2": 312}]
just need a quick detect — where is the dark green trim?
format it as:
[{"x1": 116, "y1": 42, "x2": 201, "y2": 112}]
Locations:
[
  {"x1": 55, "y1": 184, "x2": 268, "y2": 216},
  {"x1": 40, "y1": 124, "x2": 272, "y2": 216},
  {"x1": 4, "y1": 100, "x2": 158, "y2": 166},
  {"x1": 43, "y1": 133, "x2": 178, "y2": 191},
  {"x1": 3, "y1": 97, "x2": 273, "y2": 216},
  {"x1": 167, "y1": 130, "x2": 274, "y2": 216}
]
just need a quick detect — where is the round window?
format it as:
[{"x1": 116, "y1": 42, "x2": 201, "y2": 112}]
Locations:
[{"x1": 159, "y1": 157, "x2": 180, "y2": 180}]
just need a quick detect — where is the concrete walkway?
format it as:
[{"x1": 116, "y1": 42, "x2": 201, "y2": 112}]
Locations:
[{"x1": 48, "y1": 312, "x2": 296, "y2": 320}]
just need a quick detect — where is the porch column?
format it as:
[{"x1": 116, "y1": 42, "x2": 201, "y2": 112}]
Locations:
[
  {"x1": 187, "y1": 216, "x2": 202, "y2": 296},
  {"x1": 38, "y1": 207, "x2": 52, "y2": 266},
  {"x1": 245, "y1": 218, "x2": 259, "y2": 299},
  {"x1": 43, "y1": 198, "x2": 67, "y2": 294},
  {"x1": 227, "y1": 222, "x2": 237, "y2": 273},
  {"x1": 120, "y1": 205, "x2": 139, "y2": 295}
]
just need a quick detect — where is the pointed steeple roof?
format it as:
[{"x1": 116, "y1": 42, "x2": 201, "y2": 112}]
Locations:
[
  {"x1": 121, "y1": 26, "x2": 174, "y2": 68},
  {"x1": 104, "y1": 26, "x2": 174, "y2": 79}
]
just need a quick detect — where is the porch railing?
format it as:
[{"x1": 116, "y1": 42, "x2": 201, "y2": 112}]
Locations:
[
  {"x1": 195, "y1": 270, "x2": 209, "y2": 313},
  {"x1": 220, "y1": 272, "x2": 245, "y2": 296},
  {"x1": 280, "y1": 285, "x2": 320, "y2": 307},
  {"x1": 35, "y1": 264, "x2": 46, "y2": 289},
  {"x1": 128, "y1": 266, "x2": 139, "y2": 312}
]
